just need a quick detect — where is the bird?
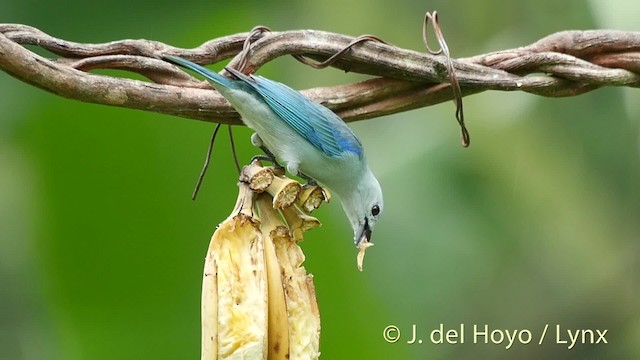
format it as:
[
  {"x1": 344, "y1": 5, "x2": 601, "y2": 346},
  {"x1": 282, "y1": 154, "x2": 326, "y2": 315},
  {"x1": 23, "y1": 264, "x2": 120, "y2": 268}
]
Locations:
[{"x1": 163, "y1": 55, "x2": 383, "y2": 246}]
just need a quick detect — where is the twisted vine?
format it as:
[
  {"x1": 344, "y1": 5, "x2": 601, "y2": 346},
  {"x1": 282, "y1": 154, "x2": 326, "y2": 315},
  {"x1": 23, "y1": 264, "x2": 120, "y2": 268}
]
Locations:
[{"x1": 1, "y1": 23, "x2": 639, "y2": 126}]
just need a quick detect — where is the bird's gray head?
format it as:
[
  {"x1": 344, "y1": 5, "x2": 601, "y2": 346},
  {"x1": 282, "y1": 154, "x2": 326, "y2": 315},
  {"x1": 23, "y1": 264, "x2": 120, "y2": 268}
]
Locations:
[{"x1": 341, "y1": 170, "x2": 384, "y2": 246}]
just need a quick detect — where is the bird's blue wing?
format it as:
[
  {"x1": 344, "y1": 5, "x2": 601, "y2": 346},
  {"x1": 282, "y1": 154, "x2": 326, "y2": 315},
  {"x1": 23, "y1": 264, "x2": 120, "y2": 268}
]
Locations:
[{"x1": 225, "y1": 68, "x2": 363, "y2": 158}]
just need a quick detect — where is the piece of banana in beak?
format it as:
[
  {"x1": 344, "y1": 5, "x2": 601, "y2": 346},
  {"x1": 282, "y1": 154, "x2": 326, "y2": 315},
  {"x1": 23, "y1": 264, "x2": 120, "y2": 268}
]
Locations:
[
  {"x1": 201, "y1": 162, "x2": 322, "y2": 360},
  {"x1": 357, "y1": 241, "x2": 374, "y2": 272}
]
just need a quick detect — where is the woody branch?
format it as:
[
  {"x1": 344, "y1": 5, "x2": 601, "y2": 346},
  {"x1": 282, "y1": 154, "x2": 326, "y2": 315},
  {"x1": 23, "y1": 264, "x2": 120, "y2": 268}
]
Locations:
[{"x1": 1, "y1": 24, "x2": 639, "y2": 125}]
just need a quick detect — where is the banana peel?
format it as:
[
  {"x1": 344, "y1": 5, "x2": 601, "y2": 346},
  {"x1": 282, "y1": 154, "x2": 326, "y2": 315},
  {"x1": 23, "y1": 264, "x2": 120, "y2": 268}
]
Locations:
[
  {"x1": 281, "y1": 205, "x2": 321, "y2": 242},
  {"x1": 256, "y1": 194, "x2": 291, "y2": 360},
  {"x1": 202, "y1": 182, "x2": 268, "y2": 360}
]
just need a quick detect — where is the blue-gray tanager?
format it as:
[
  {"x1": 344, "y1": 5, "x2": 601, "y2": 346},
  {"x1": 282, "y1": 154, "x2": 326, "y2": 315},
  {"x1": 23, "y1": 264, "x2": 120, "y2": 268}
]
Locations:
[{"x1": 164, "y1": 55, "x2": 383, "y2": 246}]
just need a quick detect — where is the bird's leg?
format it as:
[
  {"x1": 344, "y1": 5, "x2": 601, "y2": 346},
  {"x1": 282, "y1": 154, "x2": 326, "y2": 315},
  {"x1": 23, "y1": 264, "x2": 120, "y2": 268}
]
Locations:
[
  {"x1": 251, "y1": 154, "x2": 276, "y2": 163},
  {"x1": 250, "y1": 133, "x2": 285, "y2": 172},
  {"x1": 297, "y1": 171, "x2": 318, "y2": 188},
  {"x1": 283, "y1": 160, "x2": 317, "y2": 188}
]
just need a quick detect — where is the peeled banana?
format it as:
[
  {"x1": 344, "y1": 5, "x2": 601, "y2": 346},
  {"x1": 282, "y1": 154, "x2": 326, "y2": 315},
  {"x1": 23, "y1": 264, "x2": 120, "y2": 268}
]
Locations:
[{"x1": 201, "y1": 161, "x2": 325, "y2": 360}]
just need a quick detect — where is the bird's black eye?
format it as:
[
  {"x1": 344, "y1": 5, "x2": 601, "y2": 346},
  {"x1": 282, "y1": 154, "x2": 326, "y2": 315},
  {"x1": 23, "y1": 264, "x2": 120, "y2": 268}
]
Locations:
[{"x1": 371, "y1": 205, "x2": 380, "y2": 217}]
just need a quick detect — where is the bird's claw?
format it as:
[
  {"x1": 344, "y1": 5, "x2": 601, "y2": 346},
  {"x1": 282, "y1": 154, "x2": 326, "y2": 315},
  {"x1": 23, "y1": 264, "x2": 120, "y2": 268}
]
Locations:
[
  {"x1": 251, "y1": 154, "x2": 285, "y2": 174},
  {"x1": 298, "y1": 172, "x2": 318, "y2": 188},
  {"x1": 301, "y1": 180, "x2": 318, "y2": 190}
]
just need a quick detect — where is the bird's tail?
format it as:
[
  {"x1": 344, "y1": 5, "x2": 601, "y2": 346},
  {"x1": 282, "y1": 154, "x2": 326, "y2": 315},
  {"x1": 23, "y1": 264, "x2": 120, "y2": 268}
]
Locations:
[{"x1": 162, "y1": 54, "x2": 236, "y2": 88}]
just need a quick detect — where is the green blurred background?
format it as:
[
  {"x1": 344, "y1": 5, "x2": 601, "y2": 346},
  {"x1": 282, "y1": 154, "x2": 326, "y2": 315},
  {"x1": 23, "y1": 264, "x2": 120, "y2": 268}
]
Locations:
[{"x1": 1, "y1": 0, "x2": 639, "y2": 359}]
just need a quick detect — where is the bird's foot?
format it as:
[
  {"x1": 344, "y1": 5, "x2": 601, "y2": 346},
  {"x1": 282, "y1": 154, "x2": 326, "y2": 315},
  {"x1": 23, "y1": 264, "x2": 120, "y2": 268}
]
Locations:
[
  {"x1": 249, "y1": 133, "x2": 285, "y2": 173},
  {"x1": 251, "y1": 154, "x2": 285, "y2": 174},
  {"x1": 298, "y1": 172, "x2": 318, "y2": 188}
]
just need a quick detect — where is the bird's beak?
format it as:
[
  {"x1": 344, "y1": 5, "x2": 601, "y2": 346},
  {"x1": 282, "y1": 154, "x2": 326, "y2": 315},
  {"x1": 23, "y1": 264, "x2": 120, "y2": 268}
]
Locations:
[{"x1": 355, "y1": 218, "x2": 372, "y2": 246}]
